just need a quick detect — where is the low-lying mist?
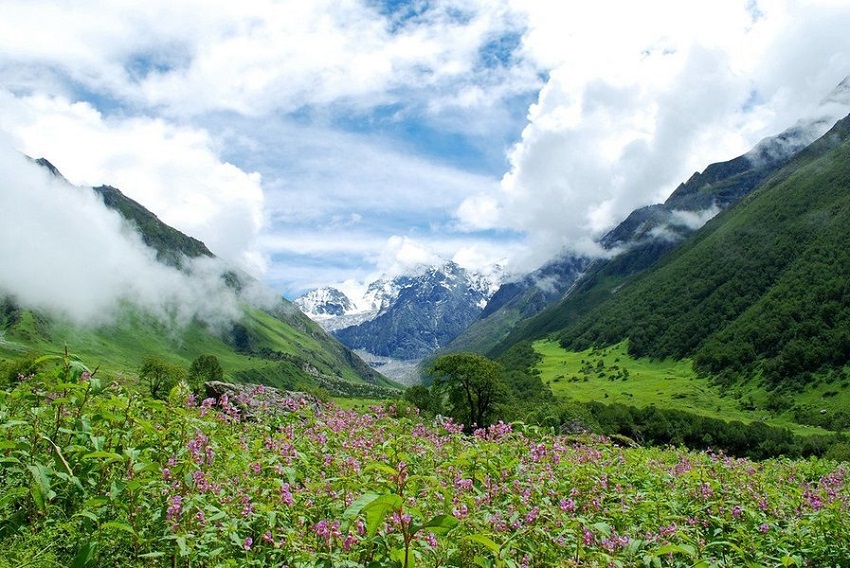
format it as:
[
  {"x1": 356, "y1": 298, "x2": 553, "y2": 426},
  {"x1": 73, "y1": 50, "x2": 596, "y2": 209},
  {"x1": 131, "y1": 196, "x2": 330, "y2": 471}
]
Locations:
[{"x1": 0, "y1": 140, "x2": 276, "y2": 332}]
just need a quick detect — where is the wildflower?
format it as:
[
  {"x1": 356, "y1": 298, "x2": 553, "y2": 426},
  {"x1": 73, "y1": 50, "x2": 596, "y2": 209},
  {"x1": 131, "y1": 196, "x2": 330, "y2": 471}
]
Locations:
[
  {"x1": 166, "y1": 494, "x2": 182, "y2": 523},
  {"x1": 759, "y1": 523, "x2": 770, "y2": 533},
  {"x1": 531, "y1": 442, "x2": 547, "y2": 462},
  {"x1": 280, "y1": 483, "x2": 294, "y2": 506},
  {"x1": 424, "y1": 532, "x2": 438, "y2": 548},
  {"x1": 243, "y1": 536, "x2": 253, "y2": 551}
]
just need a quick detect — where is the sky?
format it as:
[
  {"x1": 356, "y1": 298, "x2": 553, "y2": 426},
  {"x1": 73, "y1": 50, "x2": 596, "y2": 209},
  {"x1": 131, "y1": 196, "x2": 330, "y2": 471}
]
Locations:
[{"x1": 2, "y1": 0, "x2": 850, "y2": 302}]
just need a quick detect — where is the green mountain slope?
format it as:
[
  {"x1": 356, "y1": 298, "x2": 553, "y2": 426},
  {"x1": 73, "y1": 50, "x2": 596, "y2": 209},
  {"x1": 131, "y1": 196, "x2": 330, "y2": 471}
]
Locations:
[
  {"x1": 502, "y1": 113, "x2": 850, "y2": 388},
  {"x1": 480, "y1": 119, "x2": 818, "y2": 360},
  {"x1": 1, "y1": 162, "x2": 400, "y2": 394}
]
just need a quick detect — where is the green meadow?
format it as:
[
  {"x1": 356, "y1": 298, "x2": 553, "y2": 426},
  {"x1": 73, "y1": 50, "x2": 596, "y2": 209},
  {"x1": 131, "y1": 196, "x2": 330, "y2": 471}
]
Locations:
[{"x1": 533, "y1": 339, "x2": 848, "y2": 437}]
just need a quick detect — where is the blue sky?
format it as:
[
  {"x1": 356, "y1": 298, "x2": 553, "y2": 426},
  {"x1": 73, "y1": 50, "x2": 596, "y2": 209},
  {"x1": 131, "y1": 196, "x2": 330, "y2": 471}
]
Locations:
[{"x1": 2, "y1": 0, "x2": 850, "y2": 301}]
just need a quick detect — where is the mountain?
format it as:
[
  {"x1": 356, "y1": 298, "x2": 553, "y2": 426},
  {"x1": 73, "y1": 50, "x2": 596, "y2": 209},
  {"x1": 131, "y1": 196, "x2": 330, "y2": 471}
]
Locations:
[
  {"x1": 333, "y1": 262, "x2": 495, "y2": 361},
  {"x1": 294, "y1": 276, "x2": 405, "y2": 333},
  {"x1": 495, "y1": 110, "x2": 850, "y2": 390},
  {"x1": 444, "y1": 252, "x2": 589, "y2": 354},
  {"x1": 470, "y1": 76, "x2": 850, "y2": 359},
  {"x1": 1, "y1": 159, "x2": 400, "y2": 396},
  {"x1": 294, "y1": 287, "x2": 354, "y2": 318},
  {"x1": 296, "y1": 262, "x2": 502, "y2": 375},
  {"x1": 556, "y1": 112, "x2": 850, "y2": 379}
]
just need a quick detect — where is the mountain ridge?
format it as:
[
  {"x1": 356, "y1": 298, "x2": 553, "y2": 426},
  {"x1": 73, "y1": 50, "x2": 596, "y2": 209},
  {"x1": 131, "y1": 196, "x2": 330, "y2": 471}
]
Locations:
[{"x1": 0, "y1": 158, "x2": 398, "y2": 394}]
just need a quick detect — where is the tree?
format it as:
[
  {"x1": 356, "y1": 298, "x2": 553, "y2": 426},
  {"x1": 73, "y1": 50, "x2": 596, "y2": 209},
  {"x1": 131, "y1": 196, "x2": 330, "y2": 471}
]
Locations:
[
  {"x1": 428, "y1": 353, "x2": 508, "y2": 431},
  {"x1": 188, "y1": 354, "x2": 223, "y2": 393},
  {"x1": 139, "y1": 355, "x2": 187, "y2": 399},
  {"x1": 403, "y1": 384, "x2": 437, "y2": 416}
]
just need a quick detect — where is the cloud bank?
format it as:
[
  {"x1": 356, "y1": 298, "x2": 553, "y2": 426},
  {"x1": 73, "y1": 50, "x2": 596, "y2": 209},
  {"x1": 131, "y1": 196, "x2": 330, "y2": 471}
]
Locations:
[
  {"x1": 455, "y1": 0, "x2": 850, "y2": 272},
  {"x1": 0, "y1": 140, "x2": 260, "y2": 329},
  {"x1": 1, "y1": 0, "x2": 850, "y2": 299}
]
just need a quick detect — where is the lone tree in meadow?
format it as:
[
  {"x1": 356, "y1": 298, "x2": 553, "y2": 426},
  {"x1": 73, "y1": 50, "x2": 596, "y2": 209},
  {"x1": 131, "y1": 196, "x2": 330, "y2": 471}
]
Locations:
[
  {"x1": 428, "y1": 352, "x2": 508, "y2": 431},
  {"x1": 188, "y1": 354, "x2": 223, "y2": 393}
]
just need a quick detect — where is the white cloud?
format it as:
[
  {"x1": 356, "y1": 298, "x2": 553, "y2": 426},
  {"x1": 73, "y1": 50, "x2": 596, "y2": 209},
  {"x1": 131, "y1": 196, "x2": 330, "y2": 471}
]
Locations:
[
  {"x1": 3, "y1": 0, "x2": 850, "y2": 301},
  {"x1": 669, "y1": 206, "x2": 721, "y2": 231},
  {"x1": 0, "y1": 93, "x2": 266, "y2": 276},
  {"x1": 456, "y1": 0, "x2": 850, "y2": 270},
  {"x1": 0, "y1": 140, "x2": 249, "y2": 328},
  {"x1": 0, "y1": 0, "x2": 530, "y2": 118}
]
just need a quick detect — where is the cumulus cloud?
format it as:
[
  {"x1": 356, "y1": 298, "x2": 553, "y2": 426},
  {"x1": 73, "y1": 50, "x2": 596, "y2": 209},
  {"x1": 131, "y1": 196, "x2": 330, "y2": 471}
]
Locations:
[
  {"x1": 0, "y1": 139, "x2": 256, "y2": 329},
  {"x1": 456, "y1": 0, "x2": 850, "y2": 271},
  {"x1": 0, "y1": 0, "x2": 532, "y2": 119},
  {"x1": 3, "y1": 0, "x2": 850, "y2": 301}
]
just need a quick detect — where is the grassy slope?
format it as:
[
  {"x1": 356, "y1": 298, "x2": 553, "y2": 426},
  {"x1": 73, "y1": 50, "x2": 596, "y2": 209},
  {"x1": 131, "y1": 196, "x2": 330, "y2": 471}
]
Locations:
[
  {"x1": 533, "y1": 339, "x2": 845, "y2": 437},
  {"x1": 0, "y1": 304, "x2": 402, "y2": 393}
]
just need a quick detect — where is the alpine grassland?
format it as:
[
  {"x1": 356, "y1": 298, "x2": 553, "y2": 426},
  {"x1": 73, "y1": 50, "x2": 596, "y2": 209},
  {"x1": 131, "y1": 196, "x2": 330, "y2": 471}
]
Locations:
[
  {"x1": 1, "y1": 351, "x2": 848, "y2": 567},
  {"x1": 534, "y1": 339, "x2": 850, "y2": 437}
]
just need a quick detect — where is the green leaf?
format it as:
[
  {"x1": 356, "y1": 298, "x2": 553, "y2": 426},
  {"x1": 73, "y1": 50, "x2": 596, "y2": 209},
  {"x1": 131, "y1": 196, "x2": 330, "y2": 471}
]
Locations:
[
  {"x1": 413, "y1": 514, "x2": 459, "y2": 536},
  {"x1": 74, "y1": 510, "x2": 100, "y2": 524},
  {"x1": 365, "y1": 463, "x2": 399, "y2": 478},
  {"x1": 0, "y1": 487, "x2": 29, "y2": 508},
  {"x1": 464, "y1": 534, "x2": 501, "y2": 555},
  {"x1": 361, "y1": 493, "x2": 402, "y2": 539},
  {"x1": 654, "y1": 543, "x2": 696, "y2": 558},
  {"x1": 83, "y1": 451, "x2": 124, "y2": 463},
  {"x1": 27, "y1": 463, "x2": 53, "y2": 502},
  {"x1": 176, "y1": 536, "x2": 189, "y2": 556},
  {"x1": 83, "y1": 497, "x2": 109, "y2": 509},
  {"x1": 100, "y1": 521, "x2": 137, "y2": 536},
  {"x1": 69, "y1": 541, "x2": 98, "y2": 568},
  {"x1": 341, "y1": 492, "x2": 380, "y2": 532}
]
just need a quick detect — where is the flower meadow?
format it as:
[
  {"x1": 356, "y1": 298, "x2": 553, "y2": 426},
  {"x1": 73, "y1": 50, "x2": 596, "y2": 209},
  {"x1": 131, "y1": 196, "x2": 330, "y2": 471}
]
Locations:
[{"x1": 1, "y1": 354, "x2": 849, "y2": 567}]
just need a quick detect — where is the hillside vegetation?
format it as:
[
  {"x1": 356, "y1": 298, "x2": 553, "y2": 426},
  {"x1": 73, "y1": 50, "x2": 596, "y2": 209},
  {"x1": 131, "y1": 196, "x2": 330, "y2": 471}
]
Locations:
[
  {"x1": 490, "y1": 114, "x2": 850, "y2": 396},
  {"x1": 0, "y1": 300, "x2": 400, "y2": 399},
  {"x1": 0, "y1": 161, "x2": 400, "y2": 397},
  {"x1": 558, "y1": 115, "x2": 850, "y2": 387}
]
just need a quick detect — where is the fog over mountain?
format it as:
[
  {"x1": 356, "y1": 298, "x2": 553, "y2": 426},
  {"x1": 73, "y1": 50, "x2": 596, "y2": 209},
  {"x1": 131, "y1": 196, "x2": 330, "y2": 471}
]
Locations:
[{"x1": 0, "y1": 140, "x2": 275, "y2": 329}]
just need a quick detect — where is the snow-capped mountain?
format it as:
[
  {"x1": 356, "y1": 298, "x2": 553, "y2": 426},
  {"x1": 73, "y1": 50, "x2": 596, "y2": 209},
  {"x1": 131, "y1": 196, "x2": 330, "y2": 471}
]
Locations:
[
  {"x1": 292, "y1": 287, "x2": 353, "y2": 318},
  {"x1": 293, "y1": 262, "x2": 504, "y2": 377}
]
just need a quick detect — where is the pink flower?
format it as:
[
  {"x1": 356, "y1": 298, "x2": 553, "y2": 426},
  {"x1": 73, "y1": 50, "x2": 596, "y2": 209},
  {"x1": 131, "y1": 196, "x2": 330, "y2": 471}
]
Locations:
[{"x1": 243, "y1": 536, "x2": 253, "y2": 551}]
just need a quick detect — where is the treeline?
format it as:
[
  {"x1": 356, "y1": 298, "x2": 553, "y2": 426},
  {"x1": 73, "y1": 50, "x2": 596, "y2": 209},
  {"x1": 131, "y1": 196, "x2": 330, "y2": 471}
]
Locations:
[
  {"x1": 583, "y1": 401, "x2": 848, "y2": 461},
  {"x1": 557, "y1": 130, "x2": 850, "y2": 388},
  {"x1": 407, "y1": 343, "x2": 850, "y2": 461}
]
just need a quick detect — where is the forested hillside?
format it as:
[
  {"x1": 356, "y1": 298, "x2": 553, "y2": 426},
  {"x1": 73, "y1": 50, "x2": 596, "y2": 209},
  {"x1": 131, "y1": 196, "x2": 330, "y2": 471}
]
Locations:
[{"x1": 543, "y1": 113, "x2": 850, "y2": 386}]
